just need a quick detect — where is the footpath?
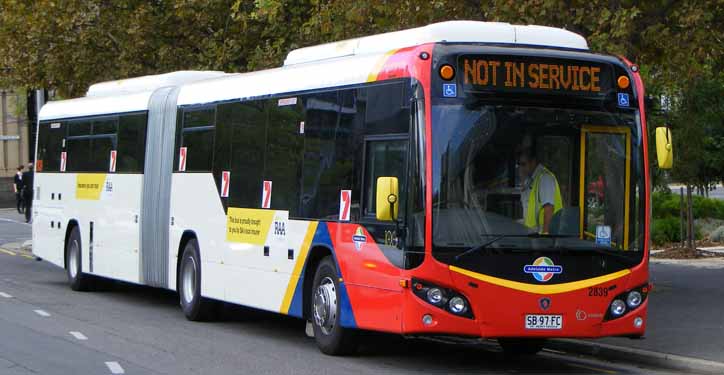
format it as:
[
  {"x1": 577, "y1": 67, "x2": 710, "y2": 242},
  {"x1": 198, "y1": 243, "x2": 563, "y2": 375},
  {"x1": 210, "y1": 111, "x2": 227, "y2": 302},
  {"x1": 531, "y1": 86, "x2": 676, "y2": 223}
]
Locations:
[{"x1": 1, "y1": 207, "x2": 723, "y2": 373}]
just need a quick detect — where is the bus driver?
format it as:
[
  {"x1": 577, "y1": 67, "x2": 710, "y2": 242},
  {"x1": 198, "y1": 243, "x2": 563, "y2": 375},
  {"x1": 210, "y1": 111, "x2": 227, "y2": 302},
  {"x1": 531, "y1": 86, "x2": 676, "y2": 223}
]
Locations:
[{"x1": 517, "y1": 146, "x2": 563, "y2": 234}]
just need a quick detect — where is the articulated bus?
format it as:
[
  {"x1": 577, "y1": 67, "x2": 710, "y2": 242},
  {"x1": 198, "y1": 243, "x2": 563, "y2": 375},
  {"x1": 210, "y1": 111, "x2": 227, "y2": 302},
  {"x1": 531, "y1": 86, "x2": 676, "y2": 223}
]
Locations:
[{"x1": 33, "y1": 21, "x2": 673, "y2": 355}]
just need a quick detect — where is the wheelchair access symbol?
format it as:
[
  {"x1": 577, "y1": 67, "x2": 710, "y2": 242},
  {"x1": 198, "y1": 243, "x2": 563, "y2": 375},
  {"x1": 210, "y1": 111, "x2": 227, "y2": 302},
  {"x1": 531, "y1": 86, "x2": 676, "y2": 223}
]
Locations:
[
  {"x1": 617, "y1": 93, "x2": 630, "y2": 107},
  {"x1": 596, "y1": 225, "x2": 611, "y2": 246},
  {"x1": 443, "y1": 83, "x2": 457, "y2": 98}
]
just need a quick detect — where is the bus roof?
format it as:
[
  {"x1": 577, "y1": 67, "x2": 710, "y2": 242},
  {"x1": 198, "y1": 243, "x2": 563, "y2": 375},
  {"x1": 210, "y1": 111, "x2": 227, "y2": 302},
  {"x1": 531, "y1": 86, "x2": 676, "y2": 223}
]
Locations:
[
  {"x1": 40, "y1": 21, "x2": 589, "y2": 120},
  {"x1": 283, "y1": 21, "x2": 588, "y2": 66}
]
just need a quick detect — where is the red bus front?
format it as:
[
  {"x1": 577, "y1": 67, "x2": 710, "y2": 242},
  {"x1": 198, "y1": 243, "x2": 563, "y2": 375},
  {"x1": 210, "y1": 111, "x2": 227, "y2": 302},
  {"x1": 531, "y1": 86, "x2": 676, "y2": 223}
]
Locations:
[{"x1": 388, "y1": 43, "x2": 650, "y2": 345}]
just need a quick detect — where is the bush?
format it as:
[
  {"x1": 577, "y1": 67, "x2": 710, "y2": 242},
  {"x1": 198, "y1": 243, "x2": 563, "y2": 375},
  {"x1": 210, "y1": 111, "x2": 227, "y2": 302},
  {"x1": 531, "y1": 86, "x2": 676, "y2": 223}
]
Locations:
[
  {"x1": 652, "y1": 217, "x2": 681, "y2": 245},
  {"x1": 652, "y1": 191, "x2": 724, "y2": 220},
  {"x1": 711, "y1": 226, "x2": 724, "y2": 243},
  {"x1": 651, "y1": 217, "x2": 703, "y2": 246}
]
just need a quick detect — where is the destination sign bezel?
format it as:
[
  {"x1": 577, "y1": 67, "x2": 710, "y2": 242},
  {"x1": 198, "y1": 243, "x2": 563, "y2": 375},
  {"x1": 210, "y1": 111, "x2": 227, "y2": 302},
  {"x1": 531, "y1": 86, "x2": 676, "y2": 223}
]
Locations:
[{"x1": 458, "y1": 55, "x2": 615, "y2": 96}]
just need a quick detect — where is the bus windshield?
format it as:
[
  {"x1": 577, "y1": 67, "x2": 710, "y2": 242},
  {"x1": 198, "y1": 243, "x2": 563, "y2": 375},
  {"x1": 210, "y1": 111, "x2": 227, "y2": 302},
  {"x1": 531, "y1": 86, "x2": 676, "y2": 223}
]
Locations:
[{"x1": 430, "y1": 100, "x2": 645, "y2": 263}]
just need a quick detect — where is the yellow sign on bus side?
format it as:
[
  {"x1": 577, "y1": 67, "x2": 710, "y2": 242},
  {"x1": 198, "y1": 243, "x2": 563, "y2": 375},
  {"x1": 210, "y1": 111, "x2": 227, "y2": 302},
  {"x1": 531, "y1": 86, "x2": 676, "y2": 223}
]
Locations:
[
  {"x1": 226, "y1": 207, "x2": 277, "y2": 245},
  {"x1": 76, "y1": 174, "x2": 106, "y2": 200}
]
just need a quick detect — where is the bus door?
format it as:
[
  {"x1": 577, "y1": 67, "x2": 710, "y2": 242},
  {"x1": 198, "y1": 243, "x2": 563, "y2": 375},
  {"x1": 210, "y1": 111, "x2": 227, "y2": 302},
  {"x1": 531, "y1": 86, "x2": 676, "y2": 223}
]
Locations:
[
  {"x1": 579, "y1": 126, "x2": 631, "y2": 249},
  {"x1": 340, "y1": 134, "x2": 407, "y2": 331}
]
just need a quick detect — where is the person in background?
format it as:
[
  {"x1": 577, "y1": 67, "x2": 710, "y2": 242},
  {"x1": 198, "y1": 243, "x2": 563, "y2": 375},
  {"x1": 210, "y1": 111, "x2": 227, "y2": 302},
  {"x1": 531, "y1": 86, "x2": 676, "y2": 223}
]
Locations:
[
  {"x1": 22, "y1": 163, "x2": 34, "y2": 223},
  {"x1": 13, "y1": 165, "x2": 24, "y2": 214}
]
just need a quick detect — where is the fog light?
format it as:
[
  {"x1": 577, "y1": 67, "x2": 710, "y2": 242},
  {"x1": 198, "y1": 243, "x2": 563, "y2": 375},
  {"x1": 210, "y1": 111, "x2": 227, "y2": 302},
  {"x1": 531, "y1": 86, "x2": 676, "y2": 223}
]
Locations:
[
  {"x1": 610, "y1": 299, "x2": 626, "y2": 317},
  {"x1": 448, "y1": 296, "x2": 467, "y2": 314},
  {"x1": 426, "y1": 288, "x2": 443, "y2": 305},
  {"x1": 627, "y1": 291, "x2": 642, "y2": 309},
  {"x1": 634, "y1": 317, "x2": 643, "y2": 328},
  {"x1": 422, "y1": 314, "x2": 433, "y2": 325}
]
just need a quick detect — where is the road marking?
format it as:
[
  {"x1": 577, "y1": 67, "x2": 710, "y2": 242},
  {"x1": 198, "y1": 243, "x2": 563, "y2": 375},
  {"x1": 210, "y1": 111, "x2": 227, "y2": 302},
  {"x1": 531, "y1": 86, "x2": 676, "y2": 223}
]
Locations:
[
  {"x1": 0, "y1": 248, "x2": 16, "y2": 256},
  {"x1": 105, "y1": 361, "x2": 125, "y2": 374},
  {"x1": 568, "y1": 363, "x2": 617, "y2": 374},
  {"x1": 69, "y1": 331, "x2": 88, "y2": 340},
  {"x1": 20, "y1": 254, "x2": 35, "y2": 260},
  {"x1": 0, "y1": 292, "x2": 12, "y2": 298},
  {"x1": 34, "y1": 309, "x2": 50, "y2": 317},
  {"x1": 0, "y1": 218, "x2": 31, "y2": 225}
]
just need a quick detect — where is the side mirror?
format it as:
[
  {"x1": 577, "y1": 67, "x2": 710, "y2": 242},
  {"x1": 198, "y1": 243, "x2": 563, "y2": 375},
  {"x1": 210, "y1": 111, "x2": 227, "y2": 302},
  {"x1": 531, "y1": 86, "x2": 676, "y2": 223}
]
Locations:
[
  {"x1": 375, "y1": 177, "x2": 399, "y2": 221},
  {"x1": 655, "y1": 127, "x2": 673, "y2": 169}
]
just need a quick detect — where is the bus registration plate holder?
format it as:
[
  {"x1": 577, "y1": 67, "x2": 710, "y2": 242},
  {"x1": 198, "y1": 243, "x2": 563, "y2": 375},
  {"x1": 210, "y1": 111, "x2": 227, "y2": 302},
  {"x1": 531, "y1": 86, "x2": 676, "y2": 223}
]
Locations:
[{"x1": 525, "y1": 314, "x2": 563, "y2": 330}]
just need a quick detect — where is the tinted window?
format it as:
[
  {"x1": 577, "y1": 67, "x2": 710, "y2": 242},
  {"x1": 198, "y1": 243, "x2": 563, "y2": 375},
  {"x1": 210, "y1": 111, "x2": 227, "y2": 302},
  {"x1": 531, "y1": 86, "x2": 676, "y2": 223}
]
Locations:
[
  {"x1": 68, "y1": 121, "x2": 90, "y2": 136},
  {"x1": 265, "y1": 100, "x2": 304, "y2": 213},
  {"x1": 180, "y1": 108, "x2": 215, "y2": 171},
  {"x1": 217, "y1": 101, "x2": 266, "y2": 208},
  {"x1": 363, "y1": 138, "x2": 408, "y2": 216},
  {"x1": 300, "y1": 91, "x2": 341, "y2": 219},
  {"x1": 66, "y1": 117, "x2": 118, "y2": 173},
  {"x1": 117, "y1": 113, "x2": 147, "y2": 173},
  {"x1": 37, "y1": 121, "x2": 65, "y2": 172}
]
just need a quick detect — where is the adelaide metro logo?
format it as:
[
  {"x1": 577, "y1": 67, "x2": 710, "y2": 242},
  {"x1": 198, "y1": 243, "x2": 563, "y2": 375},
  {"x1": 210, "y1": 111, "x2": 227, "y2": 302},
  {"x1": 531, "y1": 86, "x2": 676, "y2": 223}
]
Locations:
[{"x1": 523, "y1": 257, "x2": 563, "y2": 282}]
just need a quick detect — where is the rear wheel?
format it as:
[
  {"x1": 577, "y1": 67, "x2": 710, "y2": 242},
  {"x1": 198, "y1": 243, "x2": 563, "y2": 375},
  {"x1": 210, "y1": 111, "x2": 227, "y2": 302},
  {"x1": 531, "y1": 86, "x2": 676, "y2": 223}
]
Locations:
[
  {"x1": 66, "y1": 226, "x2": 93, "y2": 291},
  {"x1": 311, "y1": 256, "x2": 358, "y2": 355},
  {"x1": 498, "y1": 338, "x2": 545, "y2": 356},
  {"x1": 65, "y1": 227, "x2": 91, "y2": 291},
  {"x1": 178, "y1": 239, "x2": 216, "y2": 321}
]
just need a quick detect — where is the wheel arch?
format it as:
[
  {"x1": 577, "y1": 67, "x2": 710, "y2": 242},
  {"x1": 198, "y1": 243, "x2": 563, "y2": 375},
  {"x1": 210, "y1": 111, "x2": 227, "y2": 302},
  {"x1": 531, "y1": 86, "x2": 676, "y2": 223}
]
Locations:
[
  {"x1": 301, "y1": 244, "x2": 335, "y2": 320},
  {"x1": 175, "y1": 230, "x2": 198, "y2": 290}
]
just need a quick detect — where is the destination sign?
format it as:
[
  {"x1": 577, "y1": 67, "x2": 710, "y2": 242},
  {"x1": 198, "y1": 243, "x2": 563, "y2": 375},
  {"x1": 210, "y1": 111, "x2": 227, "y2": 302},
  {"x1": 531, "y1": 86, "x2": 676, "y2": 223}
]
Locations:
[{"x1": 459, "y1": 55, "x2": 613, "y2": 95}]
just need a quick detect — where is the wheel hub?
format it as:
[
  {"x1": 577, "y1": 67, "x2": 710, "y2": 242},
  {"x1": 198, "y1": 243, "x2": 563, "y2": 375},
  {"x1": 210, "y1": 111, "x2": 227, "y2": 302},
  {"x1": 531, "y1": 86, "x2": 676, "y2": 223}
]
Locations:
[
  {"x1": 181, "y1": 256, "x2": 197, "y2": 305},
  {"x1": 313, "y1": 277, "x2": 337, "y2": 335},
  {"x1": 68, "y1": 240, "x2": 79, "y2": 279}
]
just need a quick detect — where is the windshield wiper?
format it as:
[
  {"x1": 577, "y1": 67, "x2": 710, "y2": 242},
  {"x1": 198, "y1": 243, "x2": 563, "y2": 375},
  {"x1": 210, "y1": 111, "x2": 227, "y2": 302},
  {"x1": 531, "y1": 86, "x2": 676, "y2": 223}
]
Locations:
[
  {"x1": 453, "y1": 233, "x2": 574, "y2": 263},
  {"x1": 453, "y1": 235, "x2": 507, "y2": 263}
]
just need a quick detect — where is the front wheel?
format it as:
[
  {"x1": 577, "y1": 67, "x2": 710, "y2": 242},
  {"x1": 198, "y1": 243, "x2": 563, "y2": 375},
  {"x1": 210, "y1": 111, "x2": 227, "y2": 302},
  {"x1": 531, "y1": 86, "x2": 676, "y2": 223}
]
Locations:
[
  {"x1": 311, "y1": 256, "x2": 358, "y2": 355},
  {"x1": 498, "y1": 338, "x2": 545, "y2": 356}
]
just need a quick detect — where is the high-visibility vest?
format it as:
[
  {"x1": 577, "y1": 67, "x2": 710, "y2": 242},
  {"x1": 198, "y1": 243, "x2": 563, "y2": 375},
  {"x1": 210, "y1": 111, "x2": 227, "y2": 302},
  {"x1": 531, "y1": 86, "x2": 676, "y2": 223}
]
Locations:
[{"x1": 524, "y1": 166, "x2": 563, "y2": 232}]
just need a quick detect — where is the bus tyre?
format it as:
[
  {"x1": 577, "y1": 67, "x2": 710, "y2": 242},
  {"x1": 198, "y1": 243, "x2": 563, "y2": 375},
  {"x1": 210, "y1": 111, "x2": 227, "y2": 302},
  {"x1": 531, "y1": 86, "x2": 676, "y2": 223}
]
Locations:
[
  {"x1": 178, "y1": 239, "x2": 215, "y2": 321},
  {"x1": 66, "y1": 226, "x2": 92, "y2": 291},
  {"x1": 498, "y1": 338, "x2": 545, "y2": 356},
  {"x1": 311, "y1": 256, "x2": 358, "y2": 355}
]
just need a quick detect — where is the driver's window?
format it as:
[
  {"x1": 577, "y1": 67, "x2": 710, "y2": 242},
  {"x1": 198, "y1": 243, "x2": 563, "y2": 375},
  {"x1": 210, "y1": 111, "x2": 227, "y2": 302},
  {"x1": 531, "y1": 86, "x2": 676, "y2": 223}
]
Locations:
[{"x1": 363, "y1": 137, "x2": 408, "y2": 218}]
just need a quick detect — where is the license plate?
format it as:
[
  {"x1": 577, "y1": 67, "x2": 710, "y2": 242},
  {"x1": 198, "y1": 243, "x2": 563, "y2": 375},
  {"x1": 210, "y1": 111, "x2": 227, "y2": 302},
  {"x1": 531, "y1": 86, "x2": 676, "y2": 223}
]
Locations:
[{"x1": 525, "y1": 314, "x2": 563, "y2": 329}]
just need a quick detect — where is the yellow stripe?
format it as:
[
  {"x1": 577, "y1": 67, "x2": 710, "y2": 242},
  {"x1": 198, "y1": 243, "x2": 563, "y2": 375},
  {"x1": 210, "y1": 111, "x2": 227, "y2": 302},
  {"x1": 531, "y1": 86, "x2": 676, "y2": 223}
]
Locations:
[
  {"x1": 20, "y1": 254, "x2": 35, "y2": 260},
  {"x1": 367, "y1": 49, "x2": 399, "y2": 82},
  {"x1": 0, "y1": 248, "x2": 16, "y2": 256},
  {"x1": 449, "y1": 266, "x2": 630, "y2": 295},
  {"x1": 279, "y1": 221, "x2": 319, "y2": 314}
]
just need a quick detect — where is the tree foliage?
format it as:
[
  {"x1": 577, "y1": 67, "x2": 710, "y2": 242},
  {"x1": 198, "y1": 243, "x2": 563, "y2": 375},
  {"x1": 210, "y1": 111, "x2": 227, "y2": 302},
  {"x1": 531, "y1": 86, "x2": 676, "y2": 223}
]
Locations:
[{"x1": 1, "y1": 0, "x2": 721, "y2": 184}]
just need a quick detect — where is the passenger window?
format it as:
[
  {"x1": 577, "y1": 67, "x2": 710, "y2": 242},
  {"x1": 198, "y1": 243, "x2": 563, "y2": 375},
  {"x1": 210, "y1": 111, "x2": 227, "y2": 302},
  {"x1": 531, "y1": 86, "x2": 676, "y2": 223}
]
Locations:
[
  {"x1": 266, "y1": 100, "x2": 304, "y2": 214},
  {"x1": 180, "y1": 108, "x2": 215, "y2": 172},
  {"x1": 37, "y1": 121, "x2": 65, "y2": 172},
  {"x1": 117, "y1": 113, "x2": 147, "y2": 173}
]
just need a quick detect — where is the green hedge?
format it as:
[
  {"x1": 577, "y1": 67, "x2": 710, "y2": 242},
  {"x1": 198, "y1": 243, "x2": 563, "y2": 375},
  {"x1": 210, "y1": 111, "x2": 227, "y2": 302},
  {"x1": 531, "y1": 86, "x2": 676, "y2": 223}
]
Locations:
[
  {"x1": 651, "y1": 217, "x2": 702, "y2": 245},
  {"x1": 651, "y1": 190, "x2": 719, "y2": 245},
  {"x1": 652, "y1": 191, "x2": 724, "y2": 220}
]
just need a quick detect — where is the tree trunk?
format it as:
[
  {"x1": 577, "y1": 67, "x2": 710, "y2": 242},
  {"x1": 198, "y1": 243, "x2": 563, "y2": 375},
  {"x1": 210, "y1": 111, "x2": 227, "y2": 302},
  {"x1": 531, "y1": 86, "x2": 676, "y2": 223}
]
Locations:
[
  {"x1": 680, "y1": 187, "x2": 685, "y2": 247},
  {"x1": 687, "y1": 184, "x2": 694, "y2": 250}
]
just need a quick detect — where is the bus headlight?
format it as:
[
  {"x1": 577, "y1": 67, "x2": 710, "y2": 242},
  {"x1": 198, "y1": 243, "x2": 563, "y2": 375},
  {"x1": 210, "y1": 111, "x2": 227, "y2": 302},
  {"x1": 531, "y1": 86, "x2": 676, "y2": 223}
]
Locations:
[
  {"x1": 411, "y1": 279, "x2": 474, "y2": 319},
  {"x1": 448, "y1": 296, "x2": 468, "y2": 314},
  {"x1": 426, "y1": 288, "x2": 443, "y2": 305},
  {"x1": 610, "y1": 299, "x2": 626, "y2": 317},
  {"x1": 604, "y1": 283, "x2": 650, "y2": 321},
  {"x1": 626, "y1": 291, "x2": 642, "y2": 308}
]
